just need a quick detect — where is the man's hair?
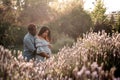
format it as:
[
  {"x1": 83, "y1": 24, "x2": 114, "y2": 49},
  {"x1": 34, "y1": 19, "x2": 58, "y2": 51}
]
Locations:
[{"x1": 28, "y1": 24, "x2": 36, "y2": 31}]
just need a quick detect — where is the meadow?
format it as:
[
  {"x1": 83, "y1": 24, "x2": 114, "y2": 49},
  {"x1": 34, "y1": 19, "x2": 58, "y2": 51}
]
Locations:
[{"x1": 0, "y1": 31, "x2": 120, "y2": 80}]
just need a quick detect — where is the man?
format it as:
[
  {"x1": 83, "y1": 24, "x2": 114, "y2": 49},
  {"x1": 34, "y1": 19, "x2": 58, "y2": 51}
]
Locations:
[{"x1": 23, "y1": 24, "x2": 37, "y2": 62}]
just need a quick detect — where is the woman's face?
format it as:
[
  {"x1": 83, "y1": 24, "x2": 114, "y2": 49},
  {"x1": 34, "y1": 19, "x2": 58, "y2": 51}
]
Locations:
[{"x1": 41, "y1": 30, "x2": 49, "y2": 38}]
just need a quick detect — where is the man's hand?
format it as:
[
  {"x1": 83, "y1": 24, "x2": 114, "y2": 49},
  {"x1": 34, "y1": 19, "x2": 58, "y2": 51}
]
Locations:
[
  {"x1": 33, "y1": 50, "x2": 36, "y2": 55},
  {"x1": 48, "y1": 44, "x2": 52, "y2": 48}
]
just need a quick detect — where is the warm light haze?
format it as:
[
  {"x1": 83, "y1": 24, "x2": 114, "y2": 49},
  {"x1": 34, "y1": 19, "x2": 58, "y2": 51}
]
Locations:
[{"x1": 84, "y1": 0, "x2": 120, "y2": 14}]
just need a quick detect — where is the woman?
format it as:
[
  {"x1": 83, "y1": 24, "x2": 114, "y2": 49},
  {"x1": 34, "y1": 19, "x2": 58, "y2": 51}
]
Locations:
[{"x1": 35, "y1": 26, "x2": 52, "y2": 62}]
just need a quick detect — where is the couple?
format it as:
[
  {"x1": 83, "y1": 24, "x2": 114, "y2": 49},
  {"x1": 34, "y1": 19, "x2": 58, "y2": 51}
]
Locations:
[{"x1": 23, "y1": 24, "x2": 52, "y2": 62}]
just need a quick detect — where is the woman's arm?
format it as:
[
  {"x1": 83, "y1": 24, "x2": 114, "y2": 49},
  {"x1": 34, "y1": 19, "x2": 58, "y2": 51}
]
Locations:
[
  {"x1": 37, "y1": 52, "x2": 50, "y2": 58},
  {"x1": 48, "y1": 44, "x2": 52, "y2": 49}
]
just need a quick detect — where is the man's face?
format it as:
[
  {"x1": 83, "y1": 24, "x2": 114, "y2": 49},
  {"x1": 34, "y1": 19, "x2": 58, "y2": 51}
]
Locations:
[{"x1": 30, "y1": 27, "x2": 37, "y2": 36}]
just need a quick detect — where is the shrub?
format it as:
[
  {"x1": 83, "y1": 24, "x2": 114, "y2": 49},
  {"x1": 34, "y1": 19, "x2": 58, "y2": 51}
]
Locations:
[{"x1": 52, "y1": 34, "x2": 74, "y2": 53}]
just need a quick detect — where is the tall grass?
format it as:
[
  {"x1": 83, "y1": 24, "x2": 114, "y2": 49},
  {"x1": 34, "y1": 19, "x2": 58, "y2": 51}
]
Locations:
[{"x1": 0, "y1": 31, "x2": 120, "y2": 80}]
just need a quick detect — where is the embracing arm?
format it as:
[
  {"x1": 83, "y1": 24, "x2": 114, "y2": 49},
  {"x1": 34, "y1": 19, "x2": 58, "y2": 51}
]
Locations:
[{"x1": 37, "y1": 52, "x2": 50, "y2": 58}]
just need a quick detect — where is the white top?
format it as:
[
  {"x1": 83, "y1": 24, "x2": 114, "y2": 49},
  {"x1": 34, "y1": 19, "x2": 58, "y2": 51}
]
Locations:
[{"x1": 35, "y1": 37, "x2": 51, "y2": 61}]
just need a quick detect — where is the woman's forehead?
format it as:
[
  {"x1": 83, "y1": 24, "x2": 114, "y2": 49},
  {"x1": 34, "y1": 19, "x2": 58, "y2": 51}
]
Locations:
[{"x1": 45, "y1": 30, "x2": 49, "y2": 32}]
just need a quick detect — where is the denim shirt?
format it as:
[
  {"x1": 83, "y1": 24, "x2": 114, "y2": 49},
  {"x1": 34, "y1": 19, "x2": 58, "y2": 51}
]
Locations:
[{"x1": 23, "y1": 33, "x2": 36, "y2": 61}]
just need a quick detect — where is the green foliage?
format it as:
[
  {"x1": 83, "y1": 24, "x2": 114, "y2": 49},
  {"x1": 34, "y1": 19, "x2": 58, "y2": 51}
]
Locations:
[
  {"x1": 0, "y1": 22, "x2": 27, "y2": 48},
  {"x1": 109, "y1": 14, "x2": 115, "y2": 25},
  {"x1": 19, "y1": 0, "x2": 54, "y2": 25},
  {"x1": 93, "y1": 23, "x2": 112, "y2": 35},
  {"x1": 49, "y1": 6, "x2": 93, "y2": 40},
  {"x1": 47, "y1": 5, "x2": 93, "y2": 53},
  {"x1": 91, "y1": 0, "x2": 106, "y2": 24},
  {"x1": 0, "y1": 0, "x2": 25, "y2": 48},
  {"x1": 0, "y1": 22, "x2": 11, "y2": 47},
  {"x1": 116, "y1": 14, "x2": 120, "y2": 32},
  {"x1": 108, "y1": 12, "x2": 120, "y2": 33},
  {"x1": 52, "y1": 34, "x2": 74, "y2": 53},
  {"x1": 90, "y1": 0, "x2": 113, "y2": 35},
  {"x1": 14, "y1": 26, "x2": 27, "y2": 45}
]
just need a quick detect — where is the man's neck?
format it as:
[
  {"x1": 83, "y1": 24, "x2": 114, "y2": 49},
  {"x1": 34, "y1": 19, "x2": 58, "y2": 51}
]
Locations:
[{"x1": 28, "y1": 32, "x2": 35, "y2": 37}]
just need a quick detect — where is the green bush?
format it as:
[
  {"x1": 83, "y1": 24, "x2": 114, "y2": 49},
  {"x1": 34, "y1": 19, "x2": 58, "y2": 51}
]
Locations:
[
  {"x1": 48, "y1": 6, "x2": 93, "y2": 41},
  {"x1": 52, "y1": 34, "x2": 74, "y2": 53}
]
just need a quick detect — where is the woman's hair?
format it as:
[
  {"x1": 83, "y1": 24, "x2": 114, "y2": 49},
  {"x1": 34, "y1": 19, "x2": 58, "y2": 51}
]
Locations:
[{"x1": 38, "y1": 26, "x2": 51, "y2": 42}]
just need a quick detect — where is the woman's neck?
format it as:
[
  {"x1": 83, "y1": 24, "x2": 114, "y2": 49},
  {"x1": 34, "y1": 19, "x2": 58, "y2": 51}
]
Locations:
[{"x1": 38, "y1": 35, "x2": 44, "y2": 39}]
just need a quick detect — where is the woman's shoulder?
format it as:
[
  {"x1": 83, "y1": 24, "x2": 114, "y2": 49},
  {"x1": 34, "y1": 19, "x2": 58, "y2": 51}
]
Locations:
[{"x1": 35, "y1": 36, "x2": 43, "y2": 42}]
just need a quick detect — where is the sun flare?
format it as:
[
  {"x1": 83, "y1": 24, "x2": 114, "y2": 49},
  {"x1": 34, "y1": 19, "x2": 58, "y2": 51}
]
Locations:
[{"x1": 49, "y1": 0, "x2": 84, "y2": 13}]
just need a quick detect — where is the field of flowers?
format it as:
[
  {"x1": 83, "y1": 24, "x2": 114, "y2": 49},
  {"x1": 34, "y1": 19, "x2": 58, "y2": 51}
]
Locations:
[{"x1": 0, "y1": 31, "x2": 120, "y2": 80}]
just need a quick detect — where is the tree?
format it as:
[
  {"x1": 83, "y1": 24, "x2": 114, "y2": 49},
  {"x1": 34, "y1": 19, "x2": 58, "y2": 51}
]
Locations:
[
  {"x1": 48, "y1": 6, "x2": 93, "y2": 40},
  {"x1": 116, "y1": 14, "x2": 120, "y2": 32},
  {"x1": 91, "y1": 0, "x2": 106, "y2": 24},
  {"x1": 91, "y1": 0, "x2": 112, "y2": 35},
  {"x1": 109, "y1": 14, "x2": 115, "y2": 25},
  {"x1": 49, "y1": 0, "x2": 84, "y2": 14},
  {"x1": 19, "y1": 0, "x2": 84, "y2": 25},
  {"x1": 19, "y1": 0, "x2": 55, "y2": 25},
  {"x1": 0, "y1": 0, "x2": 21, "y2": 47}
]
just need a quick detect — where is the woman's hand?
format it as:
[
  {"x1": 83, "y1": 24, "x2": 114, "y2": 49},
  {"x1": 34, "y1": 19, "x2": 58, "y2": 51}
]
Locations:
[
  {"x1": 48, "y1": 44, "x2": 52, "y2": 48},
  {"x1": 37, "y1": 52, "x2": 50, "y2": 58}
]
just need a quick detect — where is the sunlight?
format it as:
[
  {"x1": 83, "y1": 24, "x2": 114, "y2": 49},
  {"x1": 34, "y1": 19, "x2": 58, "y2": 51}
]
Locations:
[
  {"x1": 0, "y1": 1, "x2": 3, "y2": 4},
  {"x1": 58, "y1": 0, "x2": 63, "y2": 3},
  {"x1": 58, "y1": 0, "x2": 72, "y2": 3},
  {"x1": 84, "y1": 0, "x2": 120, "y2": 13},
  {"x1": 49, "y1": 0, "x2": 84, "y2": 14}
]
